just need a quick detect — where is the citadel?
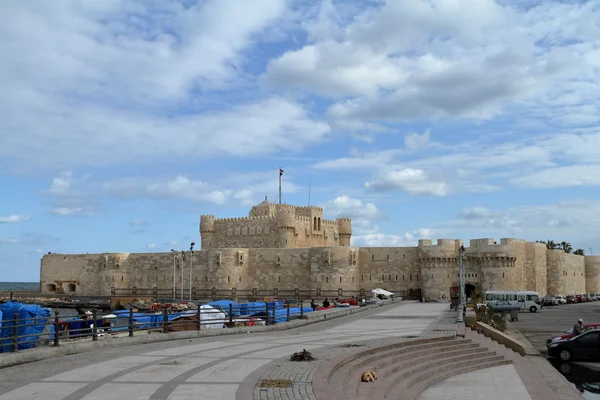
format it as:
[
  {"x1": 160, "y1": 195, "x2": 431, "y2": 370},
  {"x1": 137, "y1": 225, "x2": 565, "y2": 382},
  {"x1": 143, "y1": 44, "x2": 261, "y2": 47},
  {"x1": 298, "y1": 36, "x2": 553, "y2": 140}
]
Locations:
[{"x1": 40, "y1": 200, "x2": 600, "y2": 300}]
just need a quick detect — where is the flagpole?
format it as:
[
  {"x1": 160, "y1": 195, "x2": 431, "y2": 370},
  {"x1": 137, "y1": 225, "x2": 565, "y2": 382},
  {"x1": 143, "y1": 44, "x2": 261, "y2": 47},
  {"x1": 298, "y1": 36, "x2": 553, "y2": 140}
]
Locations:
[
  {"x1": 308, "y1": 182, "x2": 311, "y2": 206},
  {"x1": 278, "y1": 166, "x2": 282, "y2": 205}
]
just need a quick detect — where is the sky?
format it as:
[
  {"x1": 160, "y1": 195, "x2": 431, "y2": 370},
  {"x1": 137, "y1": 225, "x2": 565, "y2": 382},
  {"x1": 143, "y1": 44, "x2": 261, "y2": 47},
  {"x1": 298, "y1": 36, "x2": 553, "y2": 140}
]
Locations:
[{"x1": 1, "y1": 0, "x2": 599, "y2": 282}]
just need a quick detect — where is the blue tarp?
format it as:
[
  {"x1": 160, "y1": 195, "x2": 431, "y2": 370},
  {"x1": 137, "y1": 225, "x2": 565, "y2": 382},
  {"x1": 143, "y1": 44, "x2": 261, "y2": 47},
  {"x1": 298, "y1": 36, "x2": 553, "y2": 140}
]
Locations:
[
  {"x1": 207, "y1": 300, "x2": 238, "y2": 316},
  {"x1": 0, "y1": 301, "x2": 54, "y2": 353}
]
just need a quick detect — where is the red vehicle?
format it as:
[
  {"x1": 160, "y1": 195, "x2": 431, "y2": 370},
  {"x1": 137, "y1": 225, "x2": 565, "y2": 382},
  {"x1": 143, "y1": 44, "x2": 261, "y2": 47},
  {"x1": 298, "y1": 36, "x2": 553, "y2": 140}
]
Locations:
[
  {"x1": 566, "y1": 295, "x2": 575, "y2": 304},
  {"x1": 546, "y1": 324, "x2": 600, "y2": 346},
  {"x1": 575, "y1": 295, "x2": 588, "y2": 303}
]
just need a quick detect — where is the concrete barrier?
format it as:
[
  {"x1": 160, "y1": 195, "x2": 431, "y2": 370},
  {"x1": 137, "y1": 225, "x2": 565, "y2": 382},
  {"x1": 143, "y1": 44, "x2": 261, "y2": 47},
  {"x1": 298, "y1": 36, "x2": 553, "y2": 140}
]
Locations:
[
  {"x1": 0, "y1": 300, "x2": 400, "y2": 369},
  {"x1": 475, "y1": 321, "x2": 526, "y2": 356}
]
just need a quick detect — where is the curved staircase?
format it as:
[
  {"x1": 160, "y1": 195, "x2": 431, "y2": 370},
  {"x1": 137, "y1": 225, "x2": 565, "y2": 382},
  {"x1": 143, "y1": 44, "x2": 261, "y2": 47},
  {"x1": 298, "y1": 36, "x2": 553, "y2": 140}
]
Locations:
[{"x1": 312, "y1": 335, "x2": 512, "y2": 400}]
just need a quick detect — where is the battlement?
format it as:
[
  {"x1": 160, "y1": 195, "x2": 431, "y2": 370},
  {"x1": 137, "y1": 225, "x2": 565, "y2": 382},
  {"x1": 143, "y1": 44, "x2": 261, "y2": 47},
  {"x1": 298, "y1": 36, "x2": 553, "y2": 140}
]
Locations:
[
  {"x1": 294, "y1": 205, "x2": 323, "y2": 213},
  {"x1": 200, "y1": 214, "x2": 214, "y2": 219},
  {"x1": 467, "y1": 238, "x2": 524, "y2": 254},
  {"x1": 215, "y1": 215, "x2": 279, "y2": 223},
  {"x1": 336, "y1": 218, "x2": 351, "y2": 223},
  {"x1": 418, "y1": 239, "x2": 462, "y2": 258}
]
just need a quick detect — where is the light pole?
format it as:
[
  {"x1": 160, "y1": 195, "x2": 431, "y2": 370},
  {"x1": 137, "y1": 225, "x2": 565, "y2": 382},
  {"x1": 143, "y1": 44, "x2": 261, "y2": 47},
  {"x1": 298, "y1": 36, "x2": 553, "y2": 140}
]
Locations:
[
  {"x1": 590, "y1": 248, "x2": 593, "y2": 256},
  {"x1": 189, "y1": 242, "x2": 195, "y2": 301},
  {"x1": 180, "y1": 250, "x2": 185, "y2": 300},
  {"x1": 457, "y1": 246, "x2": 465, "y2": 323},
  {"x1": 171, "y1": 249, "x2": 176, "y2": 300}
]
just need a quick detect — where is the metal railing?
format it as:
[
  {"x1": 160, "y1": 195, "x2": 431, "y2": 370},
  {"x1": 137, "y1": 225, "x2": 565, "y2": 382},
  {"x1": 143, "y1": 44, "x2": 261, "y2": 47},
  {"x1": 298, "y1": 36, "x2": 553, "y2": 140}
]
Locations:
[
  {"x1": 109, "y1": 287, "x2": 421, "y2": 301},
  {"x1": 0, "y1": 301, "x2": 309, "y2": 353}
]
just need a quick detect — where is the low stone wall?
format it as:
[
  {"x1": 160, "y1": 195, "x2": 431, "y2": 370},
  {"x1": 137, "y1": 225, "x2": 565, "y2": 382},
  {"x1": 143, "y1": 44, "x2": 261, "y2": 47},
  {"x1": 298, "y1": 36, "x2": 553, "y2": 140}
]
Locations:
[
  {"x1": 0, "y1": 299, "x2": 398, "y2": 369},
  {"x1": 475, "y1": 321, "x2": 526, "y2": 356}
]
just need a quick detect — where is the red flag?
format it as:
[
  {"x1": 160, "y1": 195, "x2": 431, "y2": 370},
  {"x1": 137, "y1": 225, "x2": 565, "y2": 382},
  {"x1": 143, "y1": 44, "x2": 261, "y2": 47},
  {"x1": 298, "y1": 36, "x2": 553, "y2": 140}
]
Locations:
[{"x1": 279, "y1": 169, "x2": 284, "y2": 176}]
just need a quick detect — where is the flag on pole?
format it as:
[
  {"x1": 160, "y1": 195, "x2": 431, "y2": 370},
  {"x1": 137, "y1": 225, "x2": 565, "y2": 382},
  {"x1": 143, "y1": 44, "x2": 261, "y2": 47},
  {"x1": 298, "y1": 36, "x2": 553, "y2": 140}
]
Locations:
[{"x1": 280, "y1": 168, "x2": 284, "y2": 176}]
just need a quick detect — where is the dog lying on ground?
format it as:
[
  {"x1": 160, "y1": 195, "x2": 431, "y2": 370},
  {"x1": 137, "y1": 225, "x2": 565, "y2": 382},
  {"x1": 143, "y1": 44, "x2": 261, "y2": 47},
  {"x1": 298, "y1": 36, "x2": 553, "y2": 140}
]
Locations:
[{"x1": 361, "y1": 370, "x2": 377, "y2": 382}]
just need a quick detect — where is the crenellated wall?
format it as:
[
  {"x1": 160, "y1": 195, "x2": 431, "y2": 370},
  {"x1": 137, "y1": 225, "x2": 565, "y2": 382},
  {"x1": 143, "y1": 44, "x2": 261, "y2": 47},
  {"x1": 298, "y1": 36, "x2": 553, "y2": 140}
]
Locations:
[
  {"x1": 40, "y1": 233, "x2": 595, "y2": 300},
  {"x1": 199, "y1": 201, "x2": 351, "y2": 249}
]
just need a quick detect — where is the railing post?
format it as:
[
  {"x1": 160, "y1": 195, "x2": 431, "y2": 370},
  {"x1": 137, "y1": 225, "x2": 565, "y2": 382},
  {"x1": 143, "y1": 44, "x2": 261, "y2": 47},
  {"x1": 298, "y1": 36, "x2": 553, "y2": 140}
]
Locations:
[
  {"x1": 265, "y1": 302, "x2": 269, "y2": 326},
  {"x1": 286, "y1": 301, "x2": 290, "y2": 322},
  {"x1": 272, "y1": 303, "x2": 276, "y2": 325},
  {"x1": 300, "y1": 302, "x2": 304, "y2": 319},
  {"x1": 12, "y1": 313, "x2": 19, "y2": 352},
  {"x1": 128, "y1": 307, "x2": 134, "y2": 337},
  {"x1": 92, "y1": 310, "x2": 98, "y2": 341},
  {"x1": 228, "y1": 304, "x2": 233, "y2": 327},
  {"x1": 54, "y1": 311, "x2": 60, "y2": 347},
  {"x1": 197, "y1": 306, "x2": 202, "y2": 331},
  {"x1": 162, "y1": 307, "x2": 169, "y2": 333}
]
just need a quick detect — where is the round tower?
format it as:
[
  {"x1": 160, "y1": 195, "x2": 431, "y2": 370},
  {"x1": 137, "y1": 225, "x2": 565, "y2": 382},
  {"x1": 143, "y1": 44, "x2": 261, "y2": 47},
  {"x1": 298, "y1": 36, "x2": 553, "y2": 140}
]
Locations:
[
  {"x1": 277, "y1": 208, "x2": 296, "y2": 248},
  {"x1": 199, "y1": 215, "x2": 215, "y2": 250},
  {"x1": 585, "y1": 256, "x2": 600, "y2": 294},
  {"x1": 336, "y1": 218, "x2": 352, "y2": 246}
]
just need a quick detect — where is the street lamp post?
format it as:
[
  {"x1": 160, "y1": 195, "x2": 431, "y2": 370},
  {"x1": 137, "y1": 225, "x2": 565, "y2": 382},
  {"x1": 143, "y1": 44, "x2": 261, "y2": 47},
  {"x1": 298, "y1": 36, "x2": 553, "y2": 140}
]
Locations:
[
  {"x1": 189, "y1": 242, "x2": 195, "y2": 301},
  {"x1": 590, "y1": 247, "x2": 593, "y2": 256},
  {"x1": 171, "y1": 249, "x2": 176, "y2": 300},
  {"x1": 457, "y1": 246, "x2": 465, "y2": 323},
  {"x1": 180, "y1": 251, "x2": 185, "y2": 300}
]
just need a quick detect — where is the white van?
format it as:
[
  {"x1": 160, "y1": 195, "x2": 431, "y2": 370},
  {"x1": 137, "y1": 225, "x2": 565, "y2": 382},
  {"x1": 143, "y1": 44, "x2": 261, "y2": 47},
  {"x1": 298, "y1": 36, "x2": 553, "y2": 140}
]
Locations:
[{"x1": 484, "y1": 290, "x2": 542, "y2": 313}]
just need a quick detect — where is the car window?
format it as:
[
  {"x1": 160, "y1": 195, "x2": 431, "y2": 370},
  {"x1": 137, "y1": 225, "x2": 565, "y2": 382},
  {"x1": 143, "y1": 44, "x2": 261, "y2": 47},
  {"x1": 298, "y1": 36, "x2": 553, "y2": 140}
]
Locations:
[
  {"x1": 566, "y1": 328, "x2": 573, "y2": 334},
  {"x1": 577, "y1": 331, "x2": 600, "y2": 344}
]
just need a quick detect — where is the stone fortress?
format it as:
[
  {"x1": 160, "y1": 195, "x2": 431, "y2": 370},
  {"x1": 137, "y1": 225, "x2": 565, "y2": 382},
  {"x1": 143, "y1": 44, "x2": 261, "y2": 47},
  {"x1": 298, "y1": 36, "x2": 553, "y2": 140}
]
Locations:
[{"x1": 40, "y1": 200, "x2": 600, "y2": 301}]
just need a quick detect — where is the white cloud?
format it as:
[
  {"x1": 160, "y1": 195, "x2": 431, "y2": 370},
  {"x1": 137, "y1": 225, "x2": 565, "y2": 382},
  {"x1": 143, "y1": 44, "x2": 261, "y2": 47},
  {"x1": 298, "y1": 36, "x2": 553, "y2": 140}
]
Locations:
[
  {"x1": 510, "y1": 165, "x2": 600, "y2": 188},
  {"x1": 265, "y1": 0, "x2": 600, "y2": 126},
  {"x1": 365, "y1": 168, "x2": 450, "y2": 196},
  {"x1": 0, "y1": 214, "x2": 30, "y2": 223},
  {"x1": 446, "y1": 199, "x2": 600, "y2": 246},
  {"x1": 0, "y1": 233, "x2": 59, "y2": 246},
  {"x1": 352, "y1": 228, "x2": 435, "y2": 247},
  {"x1": 404, "y1": 129, "x2": 431, "y2": 151},
  {"x1": 0, "y1": 1, "x2": 331, "y2": 170},
  {"x1": 50, "y1": 207, "x2": 92, "y2": 217},
  {"x1": 46, "y1": 171, "x2": 74, "y2": 196},
  {"x1": 146, "y1": 176, "x2": 228, "y2": 204},
  {"x1": 325, "y1": 195, "x2": 382, "y2": 220},
  {"x1": 146, "y1": 244, "x2": 157, "y2": 250}
]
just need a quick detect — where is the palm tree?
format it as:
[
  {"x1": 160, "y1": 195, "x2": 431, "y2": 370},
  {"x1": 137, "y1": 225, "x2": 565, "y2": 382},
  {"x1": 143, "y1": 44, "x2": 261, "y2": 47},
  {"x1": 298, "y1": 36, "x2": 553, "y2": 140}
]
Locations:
[
  {"x1": 560, "y1": 241, "x2": 573, "y2": 254},
  {"x1": 546, "y1": 240, "x2": 559, "y2": 250},
  {"x1": 573, "y1": 249, "x2": 585, "y2": 256}
]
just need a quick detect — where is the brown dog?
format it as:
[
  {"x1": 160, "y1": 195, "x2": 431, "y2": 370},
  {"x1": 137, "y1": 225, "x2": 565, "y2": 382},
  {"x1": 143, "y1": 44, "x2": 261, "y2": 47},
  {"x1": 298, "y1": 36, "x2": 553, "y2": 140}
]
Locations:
[{"x1": 361, "y1": 370, "x2": 377, "y2": 382}]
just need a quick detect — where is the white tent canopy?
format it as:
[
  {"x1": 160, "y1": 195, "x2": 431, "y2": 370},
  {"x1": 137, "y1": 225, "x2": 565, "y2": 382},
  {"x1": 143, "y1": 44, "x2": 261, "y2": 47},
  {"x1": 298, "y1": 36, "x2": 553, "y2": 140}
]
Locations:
[{"x1": 372, "y1": 288, "x2": 394, "y2": 298}]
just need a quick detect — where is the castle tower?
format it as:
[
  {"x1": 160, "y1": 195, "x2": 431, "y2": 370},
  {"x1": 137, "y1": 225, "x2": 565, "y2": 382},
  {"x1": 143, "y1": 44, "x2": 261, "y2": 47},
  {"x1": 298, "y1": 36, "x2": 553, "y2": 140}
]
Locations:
[
  {"x1": 277, "y1": 208, "x2": 296, "y2": 248},
  {"x1": 199, "y1": 215, "x2": 215, "y2": 250},
  {"x1": 336, "y1": 218, "x2": 352, "y2": 246}
]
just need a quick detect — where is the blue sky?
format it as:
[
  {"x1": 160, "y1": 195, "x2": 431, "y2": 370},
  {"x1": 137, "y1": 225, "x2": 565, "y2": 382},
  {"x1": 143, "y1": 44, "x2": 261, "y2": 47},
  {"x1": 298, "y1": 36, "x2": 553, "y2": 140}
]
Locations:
[{"x1": 1, "y1": 0, "x2": 599, "y2": 282}]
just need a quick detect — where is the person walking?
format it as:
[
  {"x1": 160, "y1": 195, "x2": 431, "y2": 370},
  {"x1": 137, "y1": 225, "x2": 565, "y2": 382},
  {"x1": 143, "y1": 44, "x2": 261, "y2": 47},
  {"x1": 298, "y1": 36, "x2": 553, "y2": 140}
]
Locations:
[{"x1": 573, "y1": 318, "x2": 584, "y2": 336}]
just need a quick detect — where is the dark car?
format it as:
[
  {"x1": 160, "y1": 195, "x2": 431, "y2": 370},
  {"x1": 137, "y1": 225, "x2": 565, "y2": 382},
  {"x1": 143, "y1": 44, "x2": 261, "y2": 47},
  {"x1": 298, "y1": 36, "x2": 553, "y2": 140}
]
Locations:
[
  {"x1": 566, "y1": 295, "x2": 575, "y2": 304},
  {"x1": 547, "y1": 329, "x2": 600, "y2": 361},
  {"x1": 548, "y1": 360, "x2": 600, "y2": 395},
  {"x1": 546, "y1": 323, "x2": 600, "y2": 346}
]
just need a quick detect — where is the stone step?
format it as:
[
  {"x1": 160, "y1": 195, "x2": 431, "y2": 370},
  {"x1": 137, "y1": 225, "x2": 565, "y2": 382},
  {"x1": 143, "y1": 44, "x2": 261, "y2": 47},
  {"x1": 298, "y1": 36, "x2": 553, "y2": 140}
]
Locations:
[
  {"x1": 399, "y1": 359, "x2": 514, "y2": 400},
  {"x1": 329, "y1": 339, "x2": 475, "y2": 398},
  {"x1": 344, "y1": 344, "x2": 488, "y2": 398},
  {"x1": 364, "y1": 351, "x2": 504, "y2": 400},
  {"x1": 313, "y1": 336, "x2": 459, "y2": 400}
]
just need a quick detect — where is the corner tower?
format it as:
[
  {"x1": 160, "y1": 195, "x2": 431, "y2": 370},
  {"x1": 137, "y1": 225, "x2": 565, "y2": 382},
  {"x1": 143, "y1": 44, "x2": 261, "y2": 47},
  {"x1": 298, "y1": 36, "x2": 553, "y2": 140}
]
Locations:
[
  {"x1": 199, "y1": 214, "x2": 215, "y2": 250},
  {"x1": 277, "y1": 207, "x2": 296, "y2": 248},
  {"x1": 337, "y1": 218, "x2": 352, "y2": 246}
]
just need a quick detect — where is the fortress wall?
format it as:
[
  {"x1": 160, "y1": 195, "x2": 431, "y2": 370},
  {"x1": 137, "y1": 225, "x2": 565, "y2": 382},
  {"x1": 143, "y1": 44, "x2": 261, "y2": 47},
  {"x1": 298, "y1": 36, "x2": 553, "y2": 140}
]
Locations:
[
  {"x1": 213, "y1": 218, "x2": 280, "y2": 248},
  {"x1": 547, "y1": 250, "x2": 585, "y2": 295},
  {"x1": 524, "y1": 242, "x2": 548, "y2": 294},
  {"x1": 244, "y1": 248, "x2": 311, "y2": 290},
  {"x1": 358, "y1": 248, "x2": 420, "y2": 294},
  {"x1": 310, "y1": 247, "x2": 358, "y2": 292},
  {"x1": 585, "y1": 256, "x2": 600, "y2": 294}
]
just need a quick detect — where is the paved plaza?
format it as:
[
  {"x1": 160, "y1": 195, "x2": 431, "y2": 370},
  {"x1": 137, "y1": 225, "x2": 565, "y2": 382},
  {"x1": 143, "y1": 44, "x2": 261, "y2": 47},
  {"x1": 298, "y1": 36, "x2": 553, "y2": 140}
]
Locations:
[{"x1": 0, "y1": 302, "x2": 536, "y2": 400}]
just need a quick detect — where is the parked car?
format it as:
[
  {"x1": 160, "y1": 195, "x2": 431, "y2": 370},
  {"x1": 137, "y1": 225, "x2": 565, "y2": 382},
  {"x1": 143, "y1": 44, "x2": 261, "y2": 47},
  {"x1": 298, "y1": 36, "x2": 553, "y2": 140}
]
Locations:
[
  {"x1": 576, "y1": 295, "x2": 587, "y2": 303},
  {"x1": 590, "y1": 294, "x2": 598, "y2": 301},
  {"x1": 566, "y1": 295, "x2": 576, "y2": 304},
  {"x1": 542, "y1": 295, "x2": 559, "y2": 306},
  {"x1": 547, "y1": 324, "x2": 600, "y2": 345},
  {"x1": 555, "y1": 296, "x2": 567, "y2": 305},
  {"x1": 547, "y1": 329, "x2": 600, "y2": 361},
  {"x1": 489, "y1": 300, "x2": 519, "y2": 312}
]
